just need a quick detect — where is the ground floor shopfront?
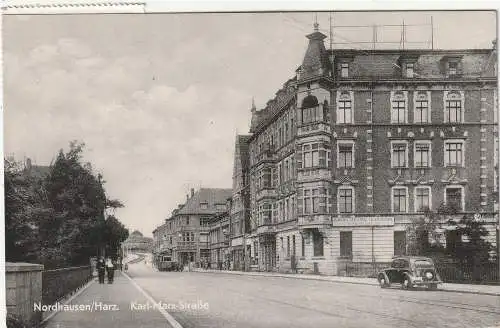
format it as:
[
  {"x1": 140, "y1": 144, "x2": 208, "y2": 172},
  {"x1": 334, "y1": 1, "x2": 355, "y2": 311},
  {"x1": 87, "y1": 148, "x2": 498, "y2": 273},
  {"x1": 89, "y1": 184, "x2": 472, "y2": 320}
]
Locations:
[{"x1": 247, "y1": 214, "x2": 499, "y2": 276}]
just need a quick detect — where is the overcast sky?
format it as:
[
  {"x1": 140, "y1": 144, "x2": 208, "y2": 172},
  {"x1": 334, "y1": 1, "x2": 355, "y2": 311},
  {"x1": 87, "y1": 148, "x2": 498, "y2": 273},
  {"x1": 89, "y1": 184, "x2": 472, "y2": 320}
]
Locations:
[{"x1": 3, "y1": 11, "x2": 496, "y2": 236}]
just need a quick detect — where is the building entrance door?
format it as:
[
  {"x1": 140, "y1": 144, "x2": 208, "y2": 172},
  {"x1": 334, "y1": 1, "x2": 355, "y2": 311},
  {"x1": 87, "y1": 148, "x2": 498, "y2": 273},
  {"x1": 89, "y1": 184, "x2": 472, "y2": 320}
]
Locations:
[{"x1": 264, "y1": 240, "x2": 276, "y2": 272}]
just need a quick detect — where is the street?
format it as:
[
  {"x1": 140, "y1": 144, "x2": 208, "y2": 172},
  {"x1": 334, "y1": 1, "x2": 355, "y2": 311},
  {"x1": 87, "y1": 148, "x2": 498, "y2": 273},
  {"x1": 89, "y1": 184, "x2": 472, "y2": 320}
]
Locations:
[{"x1": 127, "y1": 262, "x2": 500, "y2": 328}]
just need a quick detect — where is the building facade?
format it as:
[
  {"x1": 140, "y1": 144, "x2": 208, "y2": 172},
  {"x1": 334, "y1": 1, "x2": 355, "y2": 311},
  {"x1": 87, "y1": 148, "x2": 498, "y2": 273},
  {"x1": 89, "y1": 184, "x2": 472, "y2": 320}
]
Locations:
[
  {"x1": 208, "y1": 207, "x2": 231, "y2": 269},
  {"x1": 159, "y1": 188, "x2": 232, "y2": 266},
  {"x1": 245, "y1": 24, "x2": 498, "y2": 275},
  {"x1": 229, "y1": 135, "x2": 252, "y2": 270}
]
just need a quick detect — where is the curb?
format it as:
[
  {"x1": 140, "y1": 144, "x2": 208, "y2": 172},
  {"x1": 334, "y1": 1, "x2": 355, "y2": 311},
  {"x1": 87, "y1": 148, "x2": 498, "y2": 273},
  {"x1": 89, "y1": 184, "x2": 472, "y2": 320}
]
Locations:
[{"x1": 192, "y1": 270, "x2": 500, "y2": 297}]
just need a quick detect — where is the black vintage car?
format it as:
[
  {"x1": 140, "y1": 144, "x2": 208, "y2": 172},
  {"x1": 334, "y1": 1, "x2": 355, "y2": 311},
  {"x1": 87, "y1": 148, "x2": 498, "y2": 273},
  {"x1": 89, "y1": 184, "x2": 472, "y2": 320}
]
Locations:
[{"x1": 377, "y1": 256, "x2": 442, "y2": 290}]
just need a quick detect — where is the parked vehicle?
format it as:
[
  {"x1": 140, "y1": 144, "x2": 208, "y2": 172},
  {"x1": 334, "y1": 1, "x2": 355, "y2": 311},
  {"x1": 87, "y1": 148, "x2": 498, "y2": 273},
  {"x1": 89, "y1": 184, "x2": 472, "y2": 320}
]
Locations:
[{"x1": 377, "y1": 256, "x2": 442, "y2": 290}]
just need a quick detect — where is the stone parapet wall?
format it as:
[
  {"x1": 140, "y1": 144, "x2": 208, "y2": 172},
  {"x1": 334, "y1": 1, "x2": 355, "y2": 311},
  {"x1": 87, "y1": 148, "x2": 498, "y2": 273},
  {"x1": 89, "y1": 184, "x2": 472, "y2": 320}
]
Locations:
[{"x1": 6, "y1": 262, "x2": 44, "y2": 326}]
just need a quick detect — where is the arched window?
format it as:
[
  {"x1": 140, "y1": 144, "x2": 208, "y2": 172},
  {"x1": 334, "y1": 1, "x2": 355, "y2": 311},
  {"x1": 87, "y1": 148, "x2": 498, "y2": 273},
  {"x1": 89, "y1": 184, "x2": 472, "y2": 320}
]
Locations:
[
  {"x1": 301, "y1": 94, "x2": 319, "y2": 109},
  {"x1": 301, "y1": 94, "x2": 320, "y2": 124},
  {"x1": 444, "y1": 91, "x2": 463, "y2": 123}
]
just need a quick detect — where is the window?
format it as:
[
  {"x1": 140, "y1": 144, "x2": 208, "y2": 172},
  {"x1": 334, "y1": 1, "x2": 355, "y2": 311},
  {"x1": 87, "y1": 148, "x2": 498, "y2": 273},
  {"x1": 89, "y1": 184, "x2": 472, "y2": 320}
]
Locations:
[
  {"x1": 391, "y1": 142, "x2": 408, "y2": 168},
  {"x1": 312, "y1": 230, "x2": 324, "y2": 256},
  {"x1": 337, "y1": 91, "x2": 353, "y2": 124},
  {"x1": 444, "y1": 91, "x2": 463, "y2": 123},
  {"x1": 292, "y1": 235, "x2": 296, "y2": 256},
  {"x1": 414, "y1": 91, "x2": 431, "y2": 123},
  {"x1": 445, "y1": 186, "x2": 464, "y2": 211},
  {"x1": 394, "y1": 231, "x2": 407, "y2": 256},
  {"x1": 300, "y1": 187, "x2": 329, "y2": 214},
  {"x1": 186, "y1": 217, "x2": 190, "y2": 225},
  {"x1": 200, "y1": 202, "x2": 208, "y2": 210},
  {"x1": 337, "y1": 142, "x2": 354, "y2": 168},
  {"x1": 261, "y1": 167, "x2": 272, "y2": 188},
  {"x1": 392, "y1": 187, "x2": 408, "y2": 213},
  {"x1": 301, "y1": 142, "x2": 330, "y2": 169},
  {"x1": 340, "y1": 63, "x2": 349, "y2": 78},
  {"x1": 391, "y1": 91, "x2": 407, "y2": 123},
  {"x1": 414, "y1": 187, "x2": 431, "y2": 212},
  {"x1": 414, "y1": 142, "x2": 431, "y2": 167},
  {"x1": 258, "y1": 203, "x2": 272, "y2": 225},
  {"x1": 405, "y1": 63, "x2": 414, "y2": 78},
  {"x1": 340, "y1": 231, "x2": 352, "y2": 258},
  {"x1": 444, "y1": 140, "x2": 465, "y2": 167},
  {"x1": 302, "y1": 106, "x2": 321, "y2": 124},
  {"x1": 448, "y1": 61, "x2": 458, "y2": 76},
  {"x1": 338, "y1": 187, "x2": 354, "y2": 214}
]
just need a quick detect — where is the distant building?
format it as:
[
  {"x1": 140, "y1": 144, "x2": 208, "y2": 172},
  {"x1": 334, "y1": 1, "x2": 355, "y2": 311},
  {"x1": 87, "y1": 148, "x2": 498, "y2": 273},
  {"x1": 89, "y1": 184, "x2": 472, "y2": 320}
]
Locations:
[
  {"x1": 242, "y1": 24, "x2": 498, "y2": 275},
  {"x1": 122, "y1": 230, "x2": 153, "y2": 255},
  {"x1": 208, "y1": 205, "x2": 231, "y2": 269},
  {"x1": 228, "y1": 135, "x2": 252, "y2": 270},
  {"x1": 159, "y1": 188, "x2": 233, "y2": 266}
]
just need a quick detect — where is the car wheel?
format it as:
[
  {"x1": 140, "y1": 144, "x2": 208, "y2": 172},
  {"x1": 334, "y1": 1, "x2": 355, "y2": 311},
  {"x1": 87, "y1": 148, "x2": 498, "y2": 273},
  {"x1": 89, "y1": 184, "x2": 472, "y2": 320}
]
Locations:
[
  {"x1": 402, "y1": 276, "x2": 412, "y2": 290},
  {"x1": 429, "y1": 283, "x2": 438, "y2": 291}
]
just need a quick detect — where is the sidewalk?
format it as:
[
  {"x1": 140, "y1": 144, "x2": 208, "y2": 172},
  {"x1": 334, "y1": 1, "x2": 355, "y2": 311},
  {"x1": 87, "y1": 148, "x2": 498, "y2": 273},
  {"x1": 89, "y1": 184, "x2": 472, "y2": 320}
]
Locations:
[
  {"x1": 192, "y1": 268, "x2": 500, "y2": 296},
  {"x1": 43, "y1": 271, "x2": 175, "y2": 328}
]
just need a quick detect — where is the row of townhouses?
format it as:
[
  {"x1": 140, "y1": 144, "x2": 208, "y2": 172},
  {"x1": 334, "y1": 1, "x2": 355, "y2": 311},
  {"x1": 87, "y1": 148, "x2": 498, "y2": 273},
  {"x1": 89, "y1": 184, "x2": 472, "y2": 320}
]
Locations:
[{"x1": 153, "y1": 24, "x2": 499, "y2": 275}]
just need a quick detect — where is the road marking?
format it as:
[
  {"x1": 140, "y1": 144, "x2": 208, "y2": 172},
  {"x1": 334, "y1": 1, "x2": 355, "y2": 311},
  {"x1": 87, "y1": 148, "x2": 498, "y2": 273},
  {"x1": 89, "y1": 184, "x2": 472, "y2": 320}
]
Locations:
[
  {"x1": 41, "y1": 278, "x2": 96, "y2": 324},
  {"x1": 122, "y1": 271, "x2": 184, "y2": 328}
]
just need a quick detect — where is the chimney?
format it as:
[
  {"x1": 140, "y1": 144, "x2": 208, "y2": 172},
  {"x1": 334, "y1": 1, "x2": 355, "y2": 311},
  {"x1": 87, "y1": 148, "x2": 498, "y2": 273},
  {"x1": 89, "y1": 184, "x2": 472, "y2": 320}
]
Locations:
[
  {"x1": 26, "y1": 158, "x2": 32, "y2": 171},
  {"x1": 191, "y1": 188, "x2": 195, "y2": 197}
]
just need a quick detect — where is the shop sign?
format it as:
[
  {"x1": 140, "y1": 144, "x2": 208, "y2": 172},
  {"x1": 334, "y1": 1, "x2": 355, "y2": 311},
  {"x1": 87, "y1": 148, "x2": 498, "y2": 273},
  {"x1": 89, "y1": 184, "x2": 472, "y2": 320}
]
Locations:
[{"x1": 332, "y1": 216, "x2": 394, "y2": 227}]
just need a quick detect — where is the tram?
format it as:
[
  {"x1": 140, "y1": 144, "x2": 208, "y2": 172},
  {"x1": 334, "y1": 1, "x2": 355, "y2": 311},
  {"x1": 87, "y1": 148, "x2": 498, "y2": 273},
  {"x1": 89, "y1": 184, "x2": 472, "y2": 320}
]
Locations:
[{"x1": 156, "y1": 251, "x2": 181, "y2": 272}]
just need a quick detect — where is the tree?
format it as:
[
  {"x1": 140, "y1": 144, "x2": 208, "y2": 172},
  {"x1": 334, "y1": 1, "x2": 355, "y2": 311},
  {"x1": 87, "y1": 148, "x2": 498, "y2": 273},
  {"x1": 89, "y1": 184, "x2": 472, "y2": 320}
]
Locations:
[
  {"x1": 452, "y1": 214, "x2": 493, "y2": 281},
  {"x1": 4, "y1": 159, "x2": 45, "y2": 262},
  {"x1": 44, "y1": 142, "x2": 108, "y2": 266},
  {"x1": 102, "y1": 215, "x2": 129, "y2": 260},
  {"x1": 406, "y1": 207, "x2": 445, "y2": 256}
]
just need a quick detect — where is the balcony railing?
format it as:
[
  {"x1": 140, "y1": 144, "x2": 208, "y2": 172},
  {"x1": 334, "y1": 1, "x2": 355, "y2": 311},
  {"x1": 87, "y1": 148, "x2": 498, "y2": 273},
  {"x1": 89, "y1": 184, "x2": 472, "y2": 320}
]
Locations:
[
  {"x1": 256, "y1": 188, "x2": 277, "y2": 201},
  {"x1": 297, "y1": 168, "x2": 332, "y2": 181},
  {"x1": 297, "y1": 121, "x2": 331, "y2": 136}
]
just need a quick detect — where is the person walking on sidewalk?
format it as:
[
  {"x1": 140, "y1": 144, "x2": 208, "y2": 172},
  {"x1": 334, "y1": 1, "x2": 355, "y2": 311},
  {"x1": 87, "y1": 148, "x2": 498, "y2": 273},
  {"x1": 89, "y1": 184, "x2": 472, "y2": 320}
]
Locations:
[
  {"x1": 106, "y1": 257, "x2": 115, "y2": 284},
  {"x1": 97, "y1": 257, "x2": 106, "y2": 284}
]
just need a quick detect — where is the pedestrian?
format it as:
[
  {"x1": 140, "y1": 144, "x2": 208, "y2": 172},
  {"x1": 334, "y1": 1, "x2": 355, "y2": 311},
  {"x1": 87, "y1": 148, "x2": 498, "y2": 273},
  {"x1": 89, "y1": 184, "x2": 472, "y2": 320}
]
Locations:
[
  {"x1": 106, "y1": 257, "x2": 115, "y2": 284},
  {"x1": 97, "y1": 257, "x2": 106, "y2": 284}
]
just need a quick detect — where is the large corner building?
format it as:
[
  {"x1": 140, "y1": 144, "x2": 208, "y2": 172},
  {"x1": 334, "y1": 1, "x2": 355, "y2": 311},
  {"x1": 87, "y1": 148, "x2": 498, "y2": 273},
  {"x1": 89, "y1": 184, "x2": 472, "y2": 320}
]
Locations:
[{"x1": 243, "y1": 24, "x2": 498, "y2": 275}]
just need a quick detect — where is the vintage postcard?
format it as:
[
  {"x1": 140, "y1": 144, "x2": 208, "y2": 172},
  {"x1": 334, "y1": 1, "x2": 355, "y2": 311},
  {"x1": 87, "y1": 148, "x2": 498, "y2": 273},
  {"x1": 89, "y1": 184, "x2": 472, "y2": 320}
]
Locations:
[{"x1": 2, "y1": 2, "x2": 500, "y2": 328}]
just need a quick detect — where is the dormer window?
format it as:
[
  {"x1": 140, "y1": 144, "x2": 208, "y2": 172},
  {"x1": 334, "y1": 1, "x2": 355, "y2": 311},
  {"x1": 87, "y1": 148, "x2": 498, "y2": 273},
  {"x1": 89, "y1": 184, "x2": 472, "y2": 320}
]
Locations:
[
  {"x1": 340, "y1": 63, "x2": 349, "y2": 78},
  {"x1": 405, "y1": 63, "x2": 414, "y2": 78},
  {"x1": 441, "y1": 55, "x2": 463, "y2": 77},
  {"x1": 200, "y1": 202, "x2": 208, "y2": 210},
  {"x1": 448, "y1": 61, "x2": 458, "y2": 76}
]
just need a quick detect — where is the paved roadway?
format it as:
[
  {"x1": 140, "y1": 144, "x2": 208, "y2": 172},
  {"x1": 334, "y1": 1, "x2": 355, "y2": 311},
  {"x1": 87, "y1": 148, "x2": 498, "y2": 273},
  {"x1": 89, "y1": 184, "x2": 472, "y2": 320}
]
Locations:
[{"x1": 127, "y1": 262, "x2": 500, "y2": 328}]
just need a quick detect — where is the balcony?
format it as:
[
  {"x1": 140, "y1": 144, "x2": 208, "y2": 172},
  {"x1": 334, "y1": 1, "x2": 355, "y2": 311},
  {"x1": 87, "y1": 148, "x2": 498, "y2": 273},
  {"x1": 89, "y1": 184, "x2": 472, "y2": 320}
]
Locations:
[
  {"x1": 297, "y1": 121, "x2": 331, "y2": 137},
  {"x1": 297, "y1": 215, "x2": 332, "y2": 229},
  {"x1": 297, "y1": 168, "x2": 332, "y2": 182},
  {"x1": 254, "y1": 147, "x2": 275, "y2": 166},
  {"x1": 256, "y1": 224, "x2": 276, "y2": 236},
  {"x1": 256, "y1": 188, "x2": 277, "y2": 201}
]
